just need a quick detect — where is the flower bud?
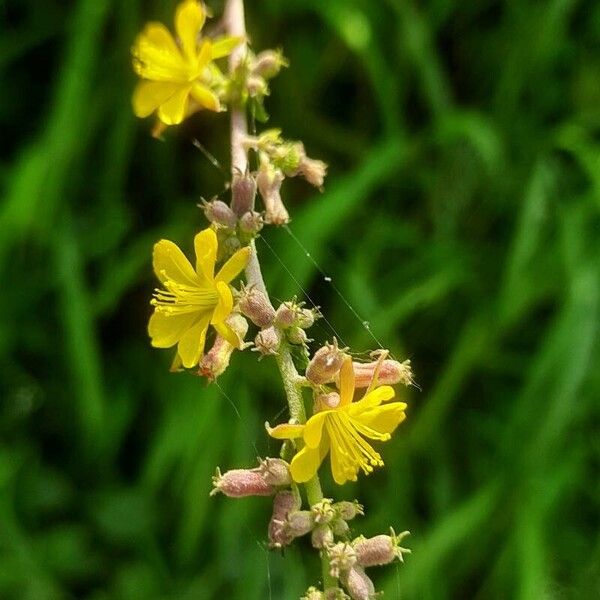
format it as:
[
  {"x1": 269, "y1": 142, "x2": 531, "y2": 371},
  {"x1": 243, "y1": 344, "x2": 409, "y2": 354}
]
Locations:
[
  {"x1": 299, "y1": 157, "x2": 328, "y2": 189},
  {"x1": 257, "y1": 160, "x2": 289, "y2": 225},
  {"x1": 258, "y1": 458, "x2": 292, "y2": 486},
  {"x1": 246, "y1": 74, "x2": 268, "y2": 97},
  {"x1": 312, "y1": 498, "x2": 336, "y2": 524},
  {"x1": 231, "y1": 172, "x2": 257, "y2": 216},
  {"x1": 254, "y1": 326, "x2": 281, "y2": 356},
  {"x1": 340, "y1": 566, "x2": 375, "y2": 600},
  {"x1": 252, "y1": 49, "x2": 288, "y2": 79},
  {"x1": 324, "y1": 589, "x2": 350, "y2": 600},
  {"x1": 211, "y1": 467, "x2": 275, "y2": 498},
  {"x1": 331, "y1": 517, "x2": 350, "y2": 537},
  {"x1": 269, "y1": 491, "x2": 300, "y2": 548},
  {"x1": 306, "y1": 341, "x2": 346, "y2": 385},
  {"x1": 352, "y1": 358, "x2": 414, "y2": 388},
  {"x1": 274, "y1": 302, "x2": 297, "y2": 328},
  {"x1": 316, "y1": 392, "x2": 341, "y2": 410},
  {"x1": 353, "y1": 529, "x2": 411, "y2": 566},
  {"x1": 239, "y1": 211, "x2": 264, "y2": 235},
  {"x1": 198, "y1": 314, "x2": 248, "y2": 381},
  {"x1": 335, "y1": 501, "x2": 364, "y2": 521},
  {"x1": 286, "y1": 510, "x2": 314, "y2": 538},
  {"x1": 287, "y1": 326, "x2": 309, "y2": 345},
  {"x1": 296, "y1": 307, "x2": 318, "y2": 329},
  {"x1": 327, "y1": 542, "x2": 357, "y2": 578},
  {"x1": 238, "y1": 286, "x2": 275, "y2": 328},
  {"x1": 311, "y1": 524, "x2": 334, "y2": 549},
  {"x1": 201, "y1": 199, "x2": 237, "y2": 229}
]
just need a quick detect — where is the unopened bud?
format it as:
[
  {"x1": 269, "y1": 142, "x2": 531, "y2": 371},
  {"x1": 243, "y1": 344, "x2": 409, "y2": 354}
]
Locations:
[
  {"x1": 257, "y1": 160, "x2": 289, "y2": 225},
  {"x1": 211, "y1": 467, "x2": 274, "y2": 498},
  {"x1": 252, "y1": 49, "x2": 288, "y2": 79},
  {"x1": 269, "y1": 491, "x2": 300, "y2": 548},
  {"x1": 352, "y1": 358, "x2": 414, "y2": 388},
  {"x1": 274, "y1": 302, "x2": 297, "y2": 328},
  {"x1": 222, "y1": 235, "x2": 241, "y2": 255},
  {"x1": 254, "y1": 326, "x2": 281, "y2": 356},
  {"x1": 296, "y1": 308, "x2": 318, "y2": 329},
  {"x1": 246, "y1": 74, "x2": 268, "y2": 97},
  {"x1": 299, "y1": 157, "x2": 328, "y2": 189},
  {"x1": 239, "y1": 211, "x2": 264, "y2": 235},
  {"x1": 258, "y1": 458, "x2": 291, "y2": 486},
  {"x1": 306, "y1": 340, "x2": 346, "y2": 385},
  {"x1": 312, "y1": 498, "x2": 336, "y2": 524},
  {"x1": 327, "y1": 542, "x2": 357, "y2": 578},
  {"x1": 331, "y1": 517, "x2": 350, "y2": 537},
  {"x1": 353, "y1": 529, "x2": 410, "y2": 566},
  {"x1": 231, "y1": 172, "x2": 257, "y2": 216},
  {"x1": 198, "y1": 313, "x2": 248, "y2": 380},
  {"x1": 324, "y1": 589, "x2": 351, "y2": 600},
  {"x1": 311, "y1": 524, "x2": 334, "y2": 549},
  {"x1": 286, "y1": 510, "x2": 314, "y2": 538},
  {"x1": 287, "y1": 326, "x2": 309, "y2": 345},
  {"x1": 238, "y1": 286, "x2": 275, "y2": 328},
  {"x1": 340, "y1": 566, "x2": 375, "y2": 600},
  {"x1": 335, "y1": 501, "x2": 364, "y2": 521},
  {"x1": 202, "y1": 199, "x2": 237, "y2": 229}
]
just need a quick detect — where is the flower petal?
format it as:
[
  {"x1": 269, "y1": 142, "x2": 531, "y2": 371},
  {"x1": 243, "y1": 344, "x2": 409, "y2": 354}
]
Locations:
[
  {"x1": 153, "y1": 239, "x2": 199, "y2": 286},
  {"x1": 348, "y1": 386, "x2": 396, "y2": 415},
  {"x1": 175, "y1": 0, "x2": 205, "y2": 60},
  {"x1": 215, "y1": 246, "x2": 251, "y2": 283},
  {"x1": 211, "y1": 35, "x2": 244, "y2": 59},
  {"x1": 157, "y1": 85, "x2": 191, "y2": 124},
  {"x1": 355, "y1": 403, "x2": 407, "y2": 435},
  {"x1": 132, "y1": 23, "x2": 185, "y2": 80},
  {"x1": 303, "y1": 412, "x2": 328, "y2": 449},
  {"x1": 329, "y1": 436, "x2": 351, "y2": 485},
  {"x1": 194, "y1": 228, "x2": 218, "y2": 281},
  {"x1": 267, "y1": 422, "x2": 305, "y2": 440},
  {"x1": 338, "y1": 356, "x2": 355, "y2": 407},
  {"x1": 177, "y1": 313, "x2": 211, "y2": 368},
  {"x1": 190, "y1": 83, "x2": 221, "y2": 111},
  {"x1": 148, "y1": 310, "x2": 198, "y2": 348},
  {"x1": 213, "y1": 321, "x2": 239, "y2": 348},
  {"x1": 133, "y1": 81, "x2": 179, "y2": 117},
  {"x1": 290, "y1": 446, "x2": 323, "y2": 483},
  {"x1": 211, "y1": 282, "x2": 233, "y2": 324}
]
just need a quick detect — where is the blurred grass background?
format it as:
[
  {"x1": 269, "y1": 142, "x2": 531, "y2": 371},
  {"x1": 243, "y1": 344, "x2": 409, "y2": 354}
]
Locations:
[{"x1": 1, "y1": 0, "x2": 599, "y2": 598}]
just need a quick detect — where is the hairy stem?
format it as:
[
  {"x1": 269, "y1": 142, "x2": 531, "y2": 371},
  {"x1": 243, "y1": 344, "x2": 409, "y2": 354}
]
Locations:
[{"x1": 224, "y1": 0, "x2": 335, "y2": 590}]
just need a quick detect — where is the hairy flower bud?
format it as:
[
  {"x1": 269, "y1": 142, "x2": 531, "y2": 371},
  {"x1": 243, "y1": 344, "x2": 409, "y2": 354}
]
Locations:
[
  {"x1": 252, "y1": 49, "x2": 288, "y2": 79},
  {"x1": 238, "y1": 286, "x2": 275, "y2": 328},
  {"x1": 312, "y1": 498, "x2": 336, "y2": 524},
  {"x1": 254, "y1": 326, "x2": 281, "y2": 356},
  {"x1": 306, "y1": 340, "x2": 346, "y2": 385},
  {"x1": 198, "y1": 313, "x2": 248, "y2": 380},
  {"x1": 287, "y1": 326, "x2": 309, "y2": 345},
  {"x1": 340, "y1": 566, "x2": 375, "y2": 600},
  {"x1": 211, "y1": 467, "x2": 274, "y2": 498},
  {"x1": 354, "y1": 530, "x2": 411, "y2": 566},
  {"x1": 311, "y1": 524, "x2": 334, "y2": 549},
  {"x1": 335, "y1": 501, "x2": 364, "y2": 521},
  {"x1": 274, "y1": 302, "x2": 297, "y2": 328},
  {"x1": 258, "y1": 458, "x2": 292, "y2": 486},
  {"x1": 352, "y1": 358, "x2": 414, "y2": 388},
  {"x1": 269, "y1": 491, "x2": 301, "y2": 548},
  {"x1": 327, "y1": 542, "x2": 357, "y2": 578},
  {"x1": 246, "y1": 74, "x2": 268, "y2": 97},
  {"x1": 296, "y1": 307, "x2": 318, "y2": 329},
  {"x1": 202, "y1": 199, "x2": 237, "y2": 229},
  {"x1": 239, "y1": 211, "x2": 264, "y2": 235},
  {"x1": 231, "y1": 172, "x2": 257, "y2": 216},
  {"x1": 331, "y1": 517, "x2": 350, "y2": 537},
  {"x1": 299, "y1": 156, "x2": 328, "y2": 189},
  {"x1": 286, "y1": 510, "x2": 314, "y2": 538},
  {"x1": 257, "y1": 160, "x2": 289, "y2": 225}
]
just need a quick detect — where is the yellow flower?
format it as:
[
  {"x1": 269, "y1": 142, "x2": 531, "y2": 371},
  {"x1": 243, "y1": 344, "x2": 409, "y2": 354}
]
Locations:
[
  {"x1": 268, "y1": 358, "x2": 407, "y2": 485},
  {"x1": 132, "y1": 0, "x2": 242, "y2": 125},
  {"x1": 149, "y1": 228, "x2": 250, "y2": 369}
]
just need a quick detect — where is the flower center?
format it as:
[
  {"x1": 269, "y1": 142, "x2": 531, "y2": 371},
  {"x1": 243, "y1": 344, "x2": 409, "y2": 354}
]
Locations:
[{"x1": 151, "y1": 275, "x2": 218, "y2": 316}]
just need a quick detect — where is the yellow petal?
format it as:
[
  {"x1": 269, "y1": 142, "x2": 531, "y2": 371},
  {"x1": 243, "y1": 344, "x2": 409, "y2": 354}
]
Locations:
[
  {"x1": 348, "y1": 386, "x2": 396, "y2": 415},
  {"x1": 190, "y1": 83, "x2": 221, "y2": 112},
  {"x1": 157, "y1": 85, "x2": 191, "y2": 125},
  {"x1": 132, "y1": 23, "x2": 185, "y2": 81},
  {"x1": 133, "y1": 81, "x2": 179, "y2": 118},
  {"x1": 175, "y1": 0, "x2": 205, "y2": 60},
  {"x1": 194, "y1": 228, "x2": 218, "y2": 280},
  {"x1": 303, "y1": 412, "x2": 328, "y2": 449},
  {"x1": 338, "y1": 356, "x2": 355, "y2": 407},
  {"x1": 148, "y1": 310, "x2": 198, "y2": 348},
  {"x1": 355, "y1": 403, "x2": 407, "y2": 435},
  {"x1": 329, "y1": 437, "x2": 351, "y2": 485},
  {"x1": 267, "y1": 422, "x2": 305, "y2": 440},
  {"x1": 139, "y1": 22, "x2": 180, "y2": 57},
  {"x1": 215, "y1": 246, "x2": 250, "y2": 283},
  {"x1": 290, "y1": 446, "x2": 323, "y2": 483},
  {"x1": 153, "y1": 239, "x2": 198, "y2": 286},
  {"x1": 197, "y1": 39, "x2": 213, "y2": 69},
  {"x1": 177, "y1": 313, "x2": 211, "y2": 368},
  {"x1": 213, "y1": 321, "x2": 240, "y2": 348},
  {"x1": 211, "y1": 282, "x2": 233, "y2": 324},
  {"x1": 211, "y1": 35, "x2": 244, "y2": 59}
]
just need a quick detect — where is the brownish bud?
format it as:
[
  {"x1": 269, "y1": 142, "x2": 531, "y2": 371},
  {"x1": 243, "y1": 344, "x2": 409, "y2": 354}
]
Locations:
[
  {"x1": 239, "y1": 211, "x2": 264, "y2": 235},
  {"x1": 335, "y1": 501, "x2": 364, "y2": 521},
  {"x1": 306, "y1": 340, "x2": 346, "y2": 385},
  {"x1": 286, "y1": 510, "x2": 314, "y2": 538},
  {"x1": 311, "y1": 524, "x2": 334, "y2": 549},
  {"x1": 211, "y1": 467, "x2": 274, "y2": 498},
  {"x1": 258, "y1": 458, "x2": 292, "y2": 486},
  {"x1": 299, "y1": 157, "x2": 328, "y2": 189},
  {"x1": 238, "y1": 286, "x2": 275, "y2": 328},
  {"x1": 353, "y1": 529, "x2": 411, "y2": 566},
  {"x1": 252, "y1": 49, "x2": 288, "y2": 79},
  {"x1": 327, "y1": 542, "x2": 357, "y2": 578},
  {"x1": 287, "y1": 326, "x2": 309, "y2": 345},
  {"x1": 352, "y1": 358, "x2": 414, "y2": 389},
  {"x1": 254, "y1": 326, "x2": 281, "y2": 356},
  {"x1": 231, "y1": 172, "x2": 257, "y2": 216},
  {"x1": 340, "y1": 566, "x2": 375, "y2": 600},
  {"x1": 198, "y1": 313, "x2": 248, "y2": 381},
  {"x1": 296, "y1": 307, "x2": 318, "y2": 329},
  {"x1": 202, "y1": 199, "x2": 237, "y2": 229},
  {"x1": 274, "y1": 302, "x2": 297, "y2": 328},
  {"x1": 257, "y1": 160, "x2": 289, "y2": 225},
  {"x1": 269, "y1": 491, "x2": 301, "y2": 548}
]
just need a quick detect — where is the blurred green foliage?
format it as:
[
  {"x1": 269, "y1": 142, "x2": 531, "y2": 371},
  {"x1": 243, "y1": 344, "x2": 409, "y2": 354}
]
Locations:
[{"x1": 1, "y1": 0, "x2": 599, "y2": 598}]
